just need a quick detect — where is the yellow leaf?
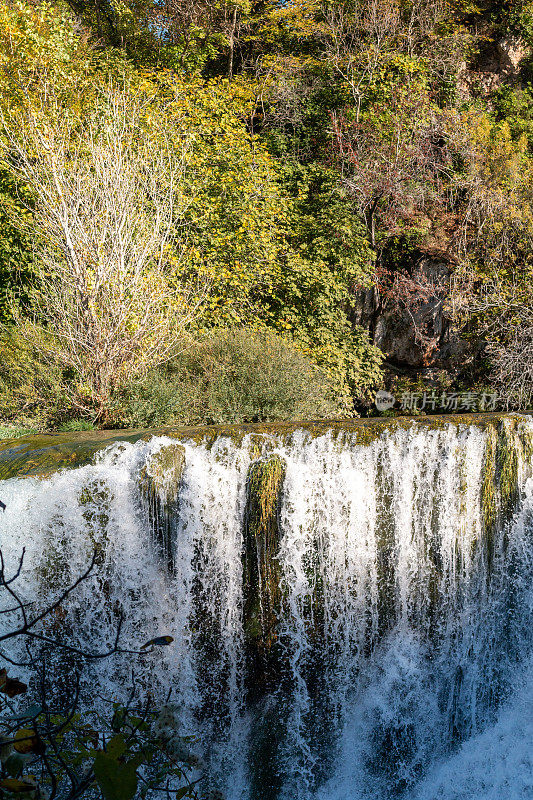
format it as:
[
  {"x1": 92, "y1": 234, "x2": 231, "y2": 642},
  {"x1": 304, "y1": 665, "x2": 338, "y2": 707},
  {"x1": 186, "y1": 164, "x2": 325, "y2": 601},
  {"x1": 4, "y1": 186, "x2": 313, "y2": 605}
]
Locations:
[{"x1": 0, "y1": 777, "x2": 37, "y2": 793}]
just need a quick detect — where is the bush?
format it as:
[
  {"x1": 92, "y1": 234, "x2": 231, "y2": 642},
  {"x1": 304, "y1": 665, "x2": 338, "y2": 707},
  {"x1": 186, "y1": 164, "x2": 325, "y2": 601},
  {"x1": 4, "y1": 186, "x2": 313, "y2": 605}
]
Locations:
[
  {"x1": 112, "y1": 328, "x2": 344, "y2": 428},
  {"x1": 109, "y1": 369, "x2": 199, "y2": 429},
  {"x1": 0, "y1": 327, "x2": 347, "y2": 431},
  {"x1": 0, "y1": 324, "x2": 72, "y2": 426}
]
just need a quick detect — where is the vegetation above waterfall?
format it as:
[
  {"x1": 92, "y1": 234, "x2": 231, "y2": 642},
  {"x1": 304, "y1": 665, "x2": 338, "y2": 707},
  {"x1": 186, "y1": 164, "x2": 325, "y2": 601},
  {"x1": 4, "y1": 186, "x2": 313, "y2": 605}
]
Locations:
[{"x1": 0, "y1": 0, "x2": 532, "y2": 433}]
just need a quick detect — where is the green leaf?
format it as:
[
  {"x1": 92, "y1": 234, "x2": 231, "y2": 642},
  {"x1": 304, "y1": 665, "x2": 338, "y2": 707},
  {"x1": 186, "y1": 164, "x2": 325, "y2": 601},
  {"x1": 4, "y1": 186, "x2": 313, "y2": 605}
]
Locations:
[
  {"x1": 140, "y1": 635, "x2": 174, "y2": 649},
  {"x1": 93, "y1": 751, "x2": 138, "y2": 800},
  {"x1": 4, "y1": 755, "x2": 25, "y2": 778},
  {"x1": 175, "y1": 786, "x2": 195, "y2": 800},
  {"x1": 106, "y1": 735, "x2": 126, "y2": 760}
]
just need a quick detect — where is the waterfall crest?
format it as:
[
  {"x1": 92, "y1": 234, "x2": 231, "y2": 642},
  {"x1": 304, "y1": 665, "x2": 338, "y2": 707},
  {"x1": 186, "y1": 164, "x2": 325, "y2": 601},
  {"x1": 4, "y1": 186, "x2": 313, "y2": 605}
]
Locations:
[{"x1": 1, "y1": 416, "x2": 532, "y2": 799}]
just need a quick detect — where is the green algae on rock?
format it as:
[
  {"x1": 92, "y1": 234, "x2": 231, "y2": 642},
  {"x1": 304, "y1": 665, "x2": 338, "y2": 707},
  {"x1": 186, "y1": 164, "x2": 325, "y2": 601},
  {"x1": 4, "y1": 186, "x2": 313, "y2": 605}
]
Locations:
[
  {"x1": 497, "y1": 419, "x2": 520, "y2": 519},
  {"x1": 0, "y1": 429, "x2": 148, "y2": 480},
  {"x1": 480, "y1": 417, "x2": 533, "y2": 575},
  {"x1": 140, "y1": 443, "x2": 186, "y2": 505},
  {"x1": 139, "y1": 443, "x2": 186, "y2": 573},
  {"x1": 375, "y1": 448, "x2": 397, "y2": 637},
  {"x1": 1, "y1": 412, "x2": 531, "y2": 480},
  {"x1": 482, "y1": 425, "x2": 498, "y2": 536},
  {"x1": 243, "y1": 454, "x2": 287, "y2": 691}
]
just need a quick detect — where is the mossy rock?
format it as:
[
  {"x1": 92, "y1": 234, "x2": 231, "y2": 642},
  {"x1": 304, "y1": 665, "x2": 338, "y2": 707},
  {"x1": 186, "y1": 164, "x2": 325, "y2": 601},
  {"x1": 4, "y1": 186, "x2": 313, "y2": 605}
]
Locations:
[
  {"x1": 480, "y1": 424, "x2": 498, "y2": 564},
  {"x1": 497, "y1": 419, "x2": 520, "y2": 519},
  {"x1": 140, "y1": 443, "x2": 186, "y2": 504},
  {"x1": 1, "y1": 412, "x2": 531, "y2": 480},
  {"x1": 0, "y1": 429, "x2": 149, "y2": 480},
  {"x1": 375, "y1": 449, "x2": 397, "y2": 637},
  {"x1": 243, "y1": 454, "x2": 287, "y2": 693},
  {"x1": 139, "y1": 444, "x2": 186, "y2": 573},
  {"x1": 480, "y1": 417, "x2": 533, "y2": 574}
]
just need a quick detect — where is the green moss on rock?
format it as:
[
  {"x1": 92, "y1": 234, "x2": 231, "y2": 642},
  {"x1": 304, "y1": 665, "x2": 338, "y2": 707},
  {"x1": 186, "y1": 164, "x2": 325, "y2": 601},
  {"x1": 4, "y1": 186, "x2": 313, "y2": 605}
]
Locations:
[
  {"x1": 0, "y1": 429, "x2": 147, "y2": 480},
  {"x1": 140, "y1": 444, "x2": 186, "y2": 504},
  {"x1": 139, "y1": 444, "x2": 186, "y2": 572},
  {"x1": 78, "y1": 478, "x2": 111, "y2": 564},
  {"x1": 243, "y1": 454, "x2": 287, "y2": 692},
  {"x1": 1, "y1": 412, "x2": 531, "y2": 479},
  {"x1": 375, "y1": 451, "x2": 397, "y2": 637},
  {"x1": 481, "y1": 424, "x2": 498, "y2": 542},
  {"x1": 497, "y1": 419, "x2": 520, "y2": 520},
  {"x1": 480, "y1": 417, "x2": 533, "y2": 576}
]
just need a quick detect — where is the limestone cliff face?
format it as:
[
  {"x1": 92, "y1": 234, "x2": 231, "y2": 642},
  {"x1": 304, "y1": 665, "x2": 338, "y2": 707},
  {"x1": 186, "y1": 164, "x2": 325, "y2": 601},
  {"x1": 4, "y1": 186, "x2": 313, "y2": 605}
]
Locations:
[
  {"x1": 497, "y1": 36, "x2": 530, "y2": 74},
  {"x1": 373, "y1": 259, "x2": 452, "y2": 370},
  {"x1": 353, "y1": 257, "x2": 468, "y2": 378},
  {"x1": 459, "y1": 32, "x2": 531, "y2": 96}
]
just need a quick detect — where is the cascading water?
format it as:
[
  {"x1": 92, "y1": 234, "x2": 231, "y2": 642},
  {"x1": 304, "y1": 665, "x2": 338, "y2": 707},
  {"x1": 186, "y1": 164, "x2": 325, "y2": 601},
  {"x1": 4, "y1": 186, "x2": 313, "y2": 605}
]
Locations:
[{"x1": 0, "y1": 416, "x2": 532, "y2": 800}]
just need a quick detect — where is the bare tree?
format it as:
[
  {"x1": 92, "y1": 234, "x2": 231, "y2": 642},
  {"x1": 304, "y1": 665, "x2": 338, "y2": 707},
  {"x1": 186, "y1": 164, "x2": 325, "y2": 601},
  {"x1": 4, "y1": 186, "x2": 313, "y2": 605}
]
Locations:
[
  {"x1": 445, "y1": 114, "x2": 533, "y2": 408},
  {"x1": 1, "y1": 84, "x2": 205, "y2": 420},
  {"x1": 322, "y1": 0, "x2": 401, "y2": 121},
  {"x1": 451, "y1": 274, "x2": 533, "y2": 410},
  {"x1": 0, "y1": 544, "x2": 200, "y2": 800},
  {"x1": 487, "y1": 306, "x2": 533, "y2": 409}
]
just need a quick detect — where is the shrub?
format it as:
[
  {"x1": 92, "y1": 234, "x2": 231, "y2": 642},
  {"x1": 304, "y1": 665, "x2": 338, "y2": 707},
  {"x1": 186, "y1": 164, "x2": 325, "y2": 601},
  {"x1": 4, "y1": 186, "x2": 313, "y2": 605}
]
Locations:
[
  {"x1": 109, "y1": 370, "x2": 197, "y2": 429},
  {"x1": 0, "y1": 324, "x2": 72, "y2": 426},
  {"x1": 112, "y1": 328, "x2": 344, "y2": 428},
  {"x1": 0, "y1": 327, "x2": 347, "y2": 431}
]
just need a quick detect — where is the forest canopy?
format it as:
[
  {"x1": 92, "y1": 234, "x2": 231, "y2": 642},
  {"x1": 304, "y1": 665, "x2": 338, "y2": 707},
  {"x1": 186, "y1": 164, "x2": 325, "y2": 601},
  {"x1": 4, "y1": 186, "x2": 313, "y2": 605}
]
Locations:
[{"x1": 0, "y1": 0, "x2": 532, "y2": 430}]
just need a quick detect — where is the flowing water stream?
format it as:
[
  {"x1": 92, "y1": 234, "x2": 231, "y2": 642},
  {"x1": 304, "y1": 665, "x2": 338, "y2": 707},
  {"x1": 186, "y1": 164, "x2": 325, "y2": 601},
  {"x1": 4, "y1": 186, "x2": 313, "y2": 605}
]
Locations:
[{"x1": 0, "y1": 416, "x2": 532, "y2": 799}]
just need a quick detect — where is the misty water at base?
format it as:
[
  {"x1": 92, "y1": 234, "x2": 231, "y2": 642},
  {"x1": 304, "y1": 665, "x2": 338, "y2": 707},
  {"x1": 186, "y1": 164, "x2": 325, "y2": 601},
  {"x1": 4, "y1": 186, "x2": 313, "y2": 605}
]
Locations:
[{"x1": 0, "y1": 419, "x2": 532, "y2": 800}]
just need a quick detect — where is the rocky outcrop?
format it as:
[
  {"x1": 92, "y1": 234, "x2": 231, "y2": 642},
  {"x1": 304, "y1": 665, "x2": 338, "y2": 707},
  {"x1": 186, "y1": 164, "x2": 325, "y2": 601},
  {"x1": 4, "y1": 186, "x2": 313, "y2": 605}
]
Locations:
[
  {"x1": 139, "y1": 443, "x2": 186, "y2": 572},
  {"x1": 355, "y1": 257, "x2": 468, "y2": 373},
  {"x1": 464, "y1": 34, "x2": 530, "y2": 96},
  {"x1": 497, "y1": 36, "x2": 530, "y2": 75},
  {"x1": 243, "y1": 454, "x2": 287, "y2": 692}
]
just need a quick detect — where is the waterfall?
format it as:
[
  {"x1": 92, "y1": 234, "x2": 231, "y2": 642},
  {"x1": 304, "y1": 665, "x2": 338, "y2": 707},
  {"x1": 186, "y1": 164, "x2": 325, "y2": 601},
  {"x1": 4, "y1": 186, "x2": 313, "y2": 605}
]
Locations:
[{"x1": 0, "y1": 416, "x2": 532, "y2": 799}]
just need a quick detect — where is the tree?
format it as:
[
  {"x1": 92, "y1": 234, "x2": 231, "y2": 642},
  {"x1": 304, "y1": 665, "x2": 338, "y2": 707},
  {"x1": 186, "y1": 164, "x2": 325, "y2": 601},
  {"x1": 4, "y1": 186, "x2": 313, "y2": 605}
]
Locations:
[
  {"x1": 0, "y1": 167, "x2": 34, "y2": 323},
  {"x1": 0, "y1": 0, "x2": 97, "y2": 323},
  {"x1": 1, "y1": 83, "x2": 204, "y2": 420},
  {"x1": 163, "y1": 75, "x2": 283, "y2": 330},
  {"x1": 483, "y1": 287, "x2": 533, "y2": 409},
  {"x1": 447, "y1": 111, "x2": 533, "y2": 406},
  {"x1": 330, "y1": 74, "x2": 447, "y2": 248},
  {"x1": 256, "y1": 162, "x2": 383, "y2": 406}
]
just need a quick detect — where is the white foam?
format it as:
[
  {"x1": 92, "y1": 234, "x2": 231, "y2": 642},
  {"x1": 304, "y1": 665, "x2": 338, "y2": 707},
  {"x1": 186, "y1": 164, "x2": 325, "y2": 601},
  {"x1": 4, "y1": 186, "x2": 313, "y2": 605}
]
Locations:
[{"x1": 0, "y1": 420, "x2": 531, "y2": 799}]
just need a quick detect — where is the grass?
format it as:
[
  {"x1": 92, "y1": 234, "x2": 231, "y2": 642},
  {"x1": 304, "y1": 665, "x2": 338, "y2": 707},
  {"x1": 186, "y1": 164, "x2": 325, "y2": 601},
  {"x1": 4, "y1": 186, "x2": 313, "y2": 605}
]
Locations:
[
  {"x1": 57, "y1": 419, "x2": 95, "y2": 432},
  {"x1": 0, "y1": 418, "x2": 94, "y2": 440},
  {"x1": 0, "y1": 424, "x2": 41, "y2": 440}
]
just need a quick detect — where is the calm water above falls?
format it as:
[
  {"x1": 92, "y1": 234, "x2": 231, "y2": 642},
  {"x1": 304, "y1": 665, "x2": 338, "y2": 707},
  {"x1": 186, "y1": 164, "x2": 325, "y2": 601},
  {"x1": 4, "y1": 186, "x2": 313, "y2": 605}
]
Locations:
[{"x1": 1, "y1": 417, "x2": 532, "y2": 800}]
